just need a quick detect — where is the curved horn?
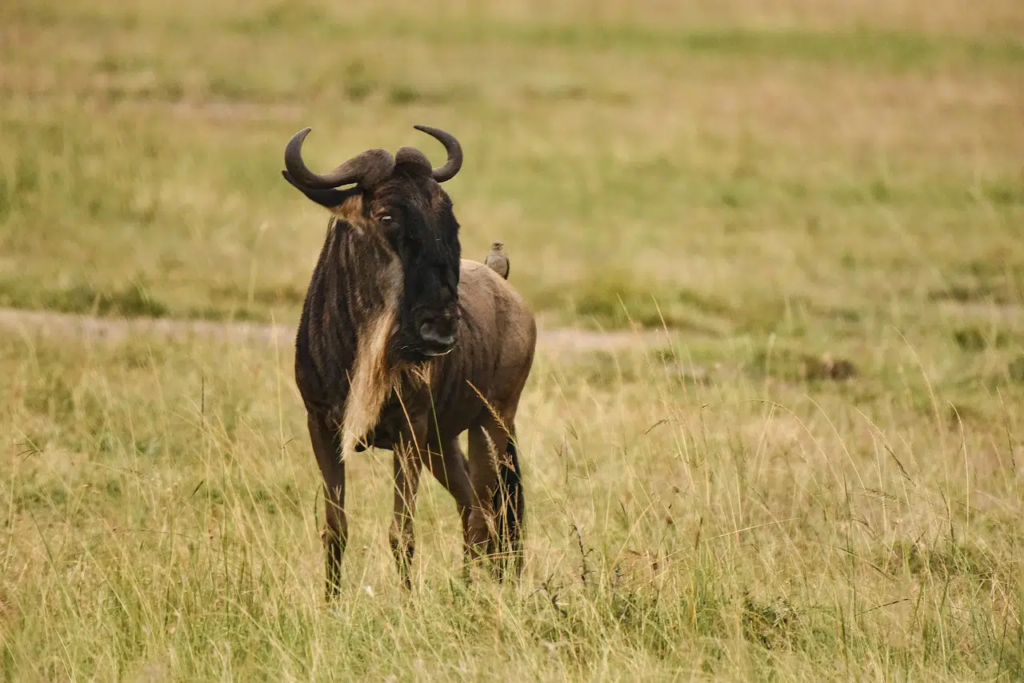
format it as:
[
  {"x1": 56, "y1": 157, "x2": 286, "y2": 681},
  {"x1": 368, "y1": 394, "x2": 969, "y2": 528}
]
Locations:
[
  {"x1": 284, "y1": 128, "x2": 395, "y2": 189},
  {"x1": 413, "y1": 125, "x2": 463, "y2": 182}
]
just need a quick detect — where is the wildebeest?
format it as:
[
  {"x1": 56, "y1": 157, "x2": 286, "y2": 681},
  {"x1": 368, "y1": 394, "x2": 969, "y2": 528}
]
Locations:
[{"x1": 281, "y1": 125, "x2": 537, "y2": 595}]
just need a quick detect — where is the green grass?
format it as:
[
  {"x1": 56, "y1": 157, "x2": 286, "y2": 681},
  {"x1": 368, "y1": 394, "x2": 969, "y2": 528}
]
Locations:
[
  {"x1": 2, "y1": 0, "x2": 1021, "y2": 327},
  {"x1": 1, "y1": 0, "x2": 1023, "y2": 679}
]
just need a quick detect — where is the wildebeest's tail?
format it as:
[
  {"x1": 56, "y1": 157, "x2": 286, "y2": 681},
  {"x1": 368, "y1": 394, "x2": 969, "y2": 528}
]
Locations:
[{"x1": 492, "y1": 431, "x2": 524, "y2": 579}]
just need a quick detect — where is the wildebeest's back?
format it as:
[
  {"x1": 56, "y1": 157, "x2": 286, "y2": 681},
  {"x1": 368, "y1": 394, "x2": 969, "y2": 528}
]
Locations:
[{"x1": 430, "y1": 259, "x2": 536, "y2": 439}]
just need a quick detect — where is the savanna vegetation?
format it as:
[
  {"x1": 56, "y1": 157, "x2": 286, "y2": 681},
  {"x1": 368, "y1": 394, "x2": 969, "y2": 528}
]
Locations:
[{"x1": 1, "y1": 0, "x2": 1022, "y2": 679}]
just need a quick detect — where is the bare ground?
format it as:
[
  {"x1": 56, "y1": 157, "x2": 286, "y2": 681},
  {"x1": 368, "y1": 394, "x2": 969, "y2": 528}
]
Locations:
[{"x1": 0, "y1": 307, "x2": 669, "y2": 355}]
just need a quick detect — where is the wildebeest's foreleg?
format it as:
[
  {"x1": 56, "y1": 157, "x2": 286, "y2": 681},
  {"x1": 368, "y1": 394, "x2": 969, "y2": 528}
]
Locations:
[
  {"x1": 391, "y1": 430, "x2": 424, "y2": 589},
  {"x1": 425, "y1": 437, "x2": 473, "y2": 579},
  {"x1": 307, "y1": 411, "x2": 346, "y2": 600}
]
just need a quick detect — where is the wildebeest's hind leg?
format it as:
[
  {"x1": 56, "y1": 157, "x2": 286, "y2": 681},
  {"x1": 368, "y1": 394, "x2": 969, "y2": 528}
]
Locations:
[
  {"x1": 466, "y1": 415, "x2": 522, "y2": 578},
  {"x1": 391, "y1": 433, "x2": 424, "y2": 589},
  {"x1": 307, "y1": 411, "x2": 346, "y2": 600},
  {"x1": 492, "y1": 425, "x2": 524, "y2": 580},
  {"x1": 424, "y1": 437, "x2": 473, "y2": 579}
]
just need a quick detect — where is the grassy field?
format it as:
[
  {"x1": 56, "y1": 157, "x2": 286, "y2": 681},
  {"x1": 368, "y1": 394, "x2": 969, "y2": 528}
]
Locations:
[{"x1": 2, "y1": 0, "x2": 1023, "y2": 679}]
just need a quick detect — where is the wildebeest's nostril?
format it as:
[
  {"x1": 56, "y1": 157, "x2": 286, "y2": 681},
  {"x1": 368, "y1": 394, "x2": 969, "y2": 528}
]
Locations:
[{"x1": 419, "y1": 321, "x2": 456, "y2": 352}]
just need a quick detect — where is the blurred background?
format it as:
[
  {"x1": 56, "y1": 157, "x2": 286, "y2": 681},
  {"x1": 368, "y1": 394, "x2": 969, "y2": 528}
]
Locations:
[{"x1": 2, "y1": 0, "x2": 1021, "y2": 334}]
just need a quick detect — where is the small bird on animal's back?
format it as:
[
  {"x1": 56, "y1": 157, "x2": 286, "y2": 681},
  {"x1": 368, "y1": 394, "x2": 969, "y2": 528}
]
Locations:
[{"x1": 485, "y1": 241, "x2": 509, "y2": 280}]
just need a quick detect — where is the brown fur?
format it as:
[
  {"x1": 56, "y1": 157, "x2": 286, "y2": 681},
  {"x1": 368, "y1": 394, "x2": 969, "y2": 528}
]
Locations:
[
  {"x1": 299, "y1": 212, "x2": 535, "y2": 591},
  {"x1": 287, "y1": 127, "x2": 536, "y2": 595},
  {"x1": 339, "y1": 259, "x2": 402, "y2": 461},
  {"x1": 364, "y1": 260, "x2": 536, "y2": 587}
]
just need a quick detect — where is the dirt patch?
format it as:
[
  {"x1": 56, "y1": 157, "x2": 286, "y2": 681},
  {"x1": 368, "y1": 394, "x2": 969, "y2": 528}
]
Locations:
[{"x1": 0, "y1": 308, "x2": 668, "y2": 355}]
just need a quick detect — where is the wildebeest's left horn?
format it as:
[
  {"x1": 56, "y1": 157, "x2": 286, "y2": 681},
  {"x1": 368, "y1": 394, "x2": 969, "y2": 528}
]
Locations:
[
  {"x1": 284, "y1": 128, "x2": 395, "y2": 189},
  {"x1": 413, "y1": 125, "x2": 463, "y2": 182}
]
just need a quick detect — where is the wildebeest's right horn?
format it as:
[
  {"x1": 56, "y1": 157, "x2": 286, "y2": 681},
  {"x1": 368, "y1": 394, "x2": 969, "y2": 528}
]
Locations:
[
  {"x1": 284, "y1": 128, "x2": 395, "y2": 189},
  {"x1": 413, "y1": 125, "x2": 463, "y2": 182}
]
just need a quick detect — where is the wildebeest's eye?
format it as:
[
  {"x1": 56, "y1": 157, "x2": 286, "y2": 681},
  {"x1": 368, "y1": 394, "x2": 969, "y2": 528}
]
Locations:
[{"x1": 378, "y1": 214, "x2": 393, "y2": 224}]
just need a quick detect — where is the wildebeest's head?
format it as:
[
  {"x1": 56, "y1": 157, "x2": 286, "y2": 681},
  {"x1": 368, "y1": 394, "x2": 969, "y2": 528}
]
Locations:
[{"x1": 282, "y1": 126, "x2": 463, "y2": 362}]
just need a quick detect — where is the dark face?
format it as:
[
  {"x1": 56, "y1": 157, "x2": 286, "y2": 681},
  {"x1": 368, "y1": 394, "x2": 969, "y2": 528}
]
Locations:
[
  {"x1": 281, "y1": 124, "x2": 466, "y2": 363},
  {"x1": 368, "y1": 169, "x2": 462, "y2": 362}
]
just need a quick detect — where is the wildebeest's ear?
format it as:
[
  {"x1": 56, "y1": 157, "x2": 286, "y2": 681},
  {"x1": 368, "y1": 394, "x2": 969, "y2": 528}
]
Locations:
[{"x1": 281, "y1": 170, "x2": 357, "y2": 209}]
